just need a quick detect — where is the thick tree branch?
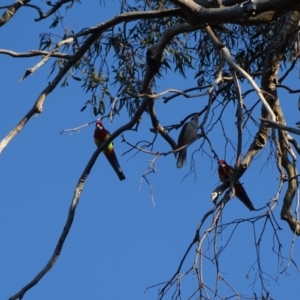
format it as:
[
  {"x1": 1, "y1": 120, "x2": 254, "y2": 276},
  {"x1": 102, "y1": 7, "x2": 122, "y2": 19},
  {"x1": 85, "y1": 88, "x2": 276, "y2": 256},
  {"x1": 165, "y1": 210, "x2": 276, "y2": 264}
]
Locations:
[
  {"x1": 0, "y1": 0, "x2": 30, "y2": 27},
  {"x1": 171, "y1": 0, "x2": 300, "y2": 25},
  {"x1": 241, "y1": 10, "x2": 300, "y2": 234}
]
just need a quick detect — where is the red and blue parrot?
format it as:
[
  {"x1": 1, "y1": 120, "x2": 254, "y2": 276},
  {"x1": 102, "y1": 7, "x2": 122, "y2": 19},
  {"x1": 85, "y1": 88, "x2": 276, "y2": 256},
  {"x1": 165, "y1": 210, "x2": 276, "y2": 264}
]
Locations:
[
  {"x1": 218, "y1": 159, "x2": 255, "y2": 211},
  {"x1": 94, "y1": 120, "x2": 125, "y2": 181}
]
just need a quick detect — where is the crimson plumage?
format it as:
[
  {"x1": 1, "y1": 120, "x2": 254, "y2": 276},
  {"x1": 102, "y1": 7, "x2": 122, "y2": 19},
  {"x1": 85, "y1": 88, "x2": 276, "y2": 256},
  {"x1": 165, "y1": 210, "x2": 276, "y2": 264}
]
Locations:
[
  {"x1": 94, "y1": 121, "x2": 125, "y2": 181},
  {"x1": 218, "y1": 159, "x2": 255, "y2": 211}
]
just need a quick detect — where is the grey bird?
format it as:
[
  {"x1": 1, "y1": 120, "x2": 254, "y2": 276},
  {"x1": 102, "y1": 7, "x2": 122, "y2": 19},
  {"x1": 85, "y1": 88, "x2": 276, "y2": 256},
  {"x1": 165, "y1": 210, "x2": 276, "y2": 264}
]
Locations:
[{"x1": 176, "y1": 114, "x2": 199, "y2": 168}]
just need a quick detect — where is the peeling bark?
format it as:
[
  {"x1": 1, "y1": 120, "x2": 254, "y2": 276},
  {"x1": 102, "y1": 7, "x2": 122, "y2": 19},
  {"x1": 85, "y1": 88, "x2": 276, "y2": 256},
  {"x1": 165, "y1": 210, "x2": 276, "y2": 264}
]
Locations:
[
  {"x1": 0, "y1": 0, "x2": 31, "y2": 27},
  {"x1": 243, "y1": 11, "x2": 300, "y2": 234}
]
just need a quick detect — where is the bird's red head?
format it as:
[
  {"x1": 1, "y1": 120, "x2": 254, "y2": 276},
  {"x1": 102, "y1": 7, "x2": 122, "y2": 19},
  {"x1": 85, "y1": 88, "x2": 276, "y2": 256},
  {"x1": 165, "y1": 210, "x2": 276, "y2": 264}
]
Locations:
[
  {"x1": 218, "y1": 159, "x2": 226, "y2": 167},
  {"x1": 95, "y1": 121, "x2": 103, "y2": 130}
]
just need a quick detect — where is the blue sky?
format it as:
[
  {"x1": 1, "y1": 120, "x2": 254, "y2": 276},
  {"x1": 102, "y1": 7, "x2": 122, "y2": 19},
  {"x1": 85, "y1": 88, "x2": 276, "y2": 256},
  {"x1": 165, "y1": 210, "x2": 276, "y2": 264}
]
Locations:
[{"x1": 1, "y1": 1, "x2": 300, "y2": 299}]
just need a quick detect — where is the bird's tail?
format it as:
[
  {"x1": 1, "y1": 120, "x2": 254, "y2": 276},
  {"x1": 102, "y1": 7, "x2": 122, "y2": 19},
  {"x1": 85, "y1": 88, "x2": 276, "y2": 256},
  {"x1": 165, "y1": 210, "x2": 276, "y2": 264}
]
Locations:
[
  {"x1": 235, "y1": 183, "x2": 255, "y2": 211},
  {"x1": 176, "y1": 150, "x2": 187, "y2": 168},
  {"x1": 107, "y1": 156, "x2": 126, "y2": 181}
]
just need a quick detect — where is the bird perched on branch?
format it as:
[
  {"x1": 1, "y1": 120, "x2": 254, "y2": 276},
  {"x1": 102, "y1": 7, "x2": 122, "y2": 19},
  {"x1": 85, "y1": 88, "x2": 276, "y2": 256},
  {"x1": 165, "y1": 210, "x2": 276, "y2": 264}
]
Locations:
[
  {"x1": 218, "y1": 159, "x2": 255, "y2": 211},
  {"x1": 176, "y1": 113, "x2": 199, "y2": 168},
  {"x1": 94, "y1": 120, "x2": 125, "y2": 181}
]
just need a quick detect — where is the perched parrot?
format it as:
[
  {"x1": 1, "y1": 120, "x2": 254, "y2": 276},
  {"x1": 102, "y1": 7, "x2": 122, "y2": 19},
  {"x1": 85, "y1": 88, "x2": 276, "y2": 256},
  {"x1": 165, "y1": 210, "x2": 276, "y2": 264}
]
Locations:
[
  {"x1": 218, "y1": 159, "x2": 255, "y2": 211},
  {"x1": 176, "y1": 113, "x2": 199, "y2": 168},
  {"x1": 94, "y1": 121, "x2": 125, "y2": 181}
]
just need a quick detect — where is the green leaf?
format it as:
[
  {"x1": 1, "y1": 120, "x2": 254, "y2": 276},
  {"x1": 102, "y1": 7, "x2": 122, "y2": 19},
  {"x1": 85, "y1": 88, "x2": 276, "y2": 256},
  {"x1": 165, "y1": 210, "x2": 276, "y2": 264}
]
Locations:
[
  {"x1": 72, "y1": 76, "x2": 82, "y2": 81},
  {"x1": 80, "y1": 105, "x2": 87, "y2": 112}
]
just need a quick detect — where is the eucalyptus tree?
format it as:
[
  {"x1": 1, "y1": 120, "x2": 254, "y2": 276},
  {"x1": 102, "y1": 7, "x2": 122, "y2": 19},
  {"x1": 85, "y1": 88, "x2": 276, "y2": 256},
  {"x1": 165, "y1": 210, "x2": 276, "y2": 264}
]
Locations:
[{"x1": 1, "y1": 1, "x2": 300, "y2": 299}]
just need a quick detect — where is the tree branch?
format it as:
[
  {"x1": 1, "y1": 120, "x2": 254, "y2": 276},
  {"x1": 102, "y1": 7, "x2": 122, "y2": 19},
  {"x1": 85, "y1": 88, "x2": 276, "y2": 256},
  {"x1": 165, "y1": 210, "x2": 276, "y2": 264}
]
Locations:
[{"x1": 0, "y1": 0, "x2": 30, "y2": 27}]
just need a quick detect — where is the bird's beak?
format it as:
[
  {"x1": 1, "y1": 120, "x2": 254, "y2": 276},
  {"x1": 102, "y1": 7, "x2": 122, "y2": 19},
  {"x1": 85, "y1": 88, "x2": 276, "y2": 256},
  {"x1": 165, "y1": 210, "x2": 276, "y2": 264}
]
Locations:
[{"x1": 97, "y1": 124, "x2": 102, "y2": 130}]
